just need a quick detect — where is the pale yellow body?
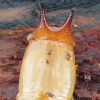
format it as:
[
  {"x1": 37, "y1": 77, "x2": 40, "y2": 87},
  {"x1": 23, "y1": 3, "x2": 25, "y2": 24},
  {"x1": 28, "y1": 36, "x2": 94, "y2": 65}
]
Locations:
[{"x1": 16, "y1": 39, "x2": 76, "y2": 100}]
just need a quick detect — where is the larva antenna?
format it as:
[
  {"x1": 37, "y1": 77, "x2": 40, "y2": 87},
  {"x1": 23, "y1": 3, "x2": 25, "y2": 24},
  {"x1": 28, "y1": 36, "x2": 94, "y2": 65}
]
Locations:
[
  {"x1": 38, "y1": 3, "x2": 47, "y2": 28},
  {"x1": 29, "y1": 0, "x2": 38, "y2": 14},
  {"x1": 73, "y1": 2, "x2": 78, "y2": 11},
  {"x1": 20, "y1": 21, "x2": 33, "y2": 31},
  {"x1": 60, "y1": 9, "x2": 75, "y2": 30}
]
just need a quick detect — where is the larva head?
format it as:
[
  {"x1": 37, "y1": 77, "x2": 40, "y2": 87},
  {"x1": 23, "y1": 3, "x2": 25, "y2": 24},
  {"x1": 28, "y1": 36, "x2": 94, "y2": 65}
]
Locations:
[{"x1": 33, "y1": 3, "x2": 75, "y2": 47}]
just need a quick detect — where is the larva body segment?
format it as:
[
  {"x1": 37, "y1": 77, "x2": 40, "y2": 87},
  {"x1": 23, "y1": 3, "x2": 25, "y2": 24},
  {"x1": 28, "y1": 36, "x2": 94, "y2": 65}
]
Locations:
[{"x1": 16, "y1": 4, "x2": 76, "y2": 100}]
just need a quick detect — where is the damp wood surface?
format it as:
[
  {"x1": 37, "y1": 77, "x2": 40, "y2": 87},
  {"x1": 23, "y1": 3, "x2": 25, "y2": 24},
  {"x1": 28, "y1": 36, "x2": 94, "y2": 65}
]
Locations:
[{"x1": 0, "y1": 0, "x2": 100, "y2": 100}]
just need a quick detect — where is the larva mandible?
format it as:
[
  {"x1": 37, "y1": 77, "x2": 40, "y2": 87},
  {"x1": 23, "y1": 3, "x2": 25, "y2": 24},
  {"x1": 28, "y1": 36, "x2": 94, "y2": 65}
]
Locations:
[{"x1": 16, "y1": 3, "x2": 76, "y2": 100}]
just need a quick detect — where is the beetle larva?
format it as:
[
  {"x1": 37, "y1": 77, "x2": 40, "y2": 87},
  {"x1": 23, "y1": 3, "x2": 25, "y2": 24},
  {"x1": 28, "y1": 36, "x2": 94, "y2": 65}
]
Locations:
[{"x1": 16, "y1": 3, "x2": 76, "y2": 100}]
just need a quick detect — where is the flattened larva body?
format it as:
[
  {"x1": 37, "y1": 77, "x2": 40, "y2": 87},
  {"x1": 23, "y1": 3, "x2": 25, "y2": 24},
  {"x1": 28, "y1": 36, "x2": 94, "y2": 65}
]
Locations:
[
  {"x1": 17, "y1": 39, "x2": 76, "y2": 100},
  {"x1": 16, "y1": 3, "x2": 76, "y2": 100}
]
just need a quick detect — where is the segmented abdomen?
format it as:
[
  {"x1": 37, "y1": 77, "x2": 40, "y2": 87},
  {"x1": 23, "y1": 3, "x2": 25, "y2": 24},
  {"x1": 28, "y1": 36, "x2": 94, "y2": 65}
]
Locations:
[{"x1": 17, "y1": 39, "x2": 76, "y2": 100}]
